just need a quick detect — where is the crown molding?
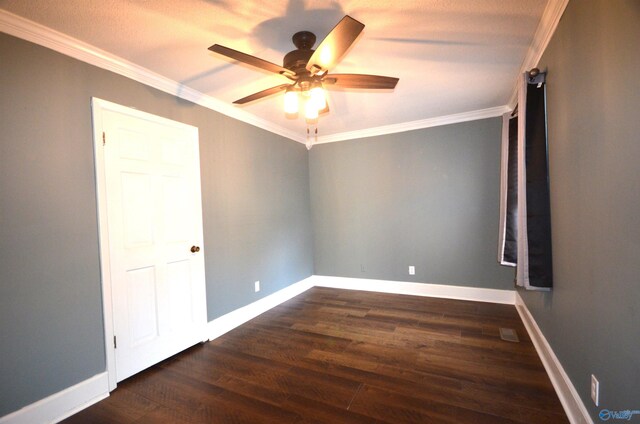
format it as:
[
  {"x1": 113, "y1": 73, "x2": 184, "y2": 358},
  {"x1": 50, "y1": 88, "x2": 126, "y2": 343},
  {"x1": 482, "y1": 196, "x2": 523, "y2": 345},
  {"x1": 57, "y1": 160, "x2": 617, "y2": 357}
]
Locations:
[
  {"x1": 507, "y1": 0, "x2": 570, "y2": 108},
  {"x1": 0, "y1": 9, "x2": 307, "y2": 144},
  {"x1": 314, "y1": 105, "x2": 510, "y2": 144}
]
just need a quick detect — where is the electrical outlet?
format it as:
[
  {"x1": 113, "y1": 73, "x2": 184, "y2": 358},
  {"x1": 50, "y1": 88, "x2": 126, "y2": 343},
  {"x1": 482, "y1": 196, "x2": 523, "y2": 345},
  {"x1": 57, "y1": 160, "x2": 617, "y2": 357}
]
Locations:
[
  {"x1": 408, "y1": 266, "x2": 415, "y2": 275},
  {"x1": 254, "y1": 281, "x2": 260, "y2": 292},
  {"x1": 591, "y1": 374, "x2": 599, "y2": 406}
]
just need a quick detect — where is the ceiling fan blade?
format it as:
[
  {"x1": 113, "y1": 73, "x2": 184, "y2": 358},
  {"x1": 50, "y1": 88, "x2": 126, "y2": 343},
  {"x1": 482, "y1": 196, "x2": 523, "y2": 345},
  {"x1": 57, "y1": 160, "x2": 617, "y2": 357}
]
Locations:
[
  {"x1": 233, "y1": 84, "x2": 291, "y2": 105},
  {"x1": 323, "y1": 74, "x2": 399, "y2": 89},
  {"x1": 209, "y1": 44, "x2": 295, "y2": 77},
  {"x1": 306, "y1": 15, "x2": 365, "y2": 75}
]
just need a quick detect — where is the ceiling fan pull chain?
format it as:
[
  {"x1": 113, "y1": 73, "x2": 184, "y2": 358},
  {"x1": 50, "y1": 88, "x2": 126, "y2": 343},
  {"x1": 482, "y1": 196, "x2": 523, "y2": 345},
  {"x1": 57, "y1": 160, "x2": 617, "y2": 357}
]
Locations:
[{"x1": 306, "y1": 126, "x2": 316, "y2": 150}]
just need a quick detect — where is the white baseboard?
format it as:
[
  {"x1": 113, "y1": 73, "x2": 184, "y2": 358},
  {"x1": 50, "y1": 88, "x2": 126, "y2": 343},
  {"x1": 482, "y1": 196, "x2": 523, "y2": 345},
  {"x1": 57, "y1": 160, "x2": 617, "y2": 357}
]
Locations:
[
  {"x1": 515, "y1": 292, "x2": 593, "y2": 424},
  {"x1": 0, "y1": 372, "x2": 109, "y2": 424},
  {"x1": 208, "y1": 276, "x2": 315, "y2": 340},
  {"x1": 310, "y1": 275, "x2": 516, "y2": 304}
]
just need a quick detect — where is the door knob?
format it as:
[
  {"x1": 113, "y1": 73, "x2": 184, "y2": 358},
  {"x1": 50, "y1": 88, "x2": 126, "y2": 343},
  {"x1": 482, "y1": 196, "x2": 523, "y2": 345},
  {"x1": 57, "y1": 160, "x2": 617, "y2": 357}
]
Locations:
[{"x1": 190, "y1": 246, "x2": 200, "y2": 253}]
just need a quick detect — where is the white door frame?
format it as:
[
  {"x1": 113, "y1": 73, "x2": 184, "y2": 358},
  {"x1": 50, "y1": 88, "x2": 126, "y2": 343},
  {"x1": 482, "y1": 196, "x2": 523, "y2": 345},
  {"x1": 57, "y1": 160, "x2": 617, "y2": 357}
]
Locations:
[{"x1": 91, "y1": 97, "x2": 206, "y2": 391}]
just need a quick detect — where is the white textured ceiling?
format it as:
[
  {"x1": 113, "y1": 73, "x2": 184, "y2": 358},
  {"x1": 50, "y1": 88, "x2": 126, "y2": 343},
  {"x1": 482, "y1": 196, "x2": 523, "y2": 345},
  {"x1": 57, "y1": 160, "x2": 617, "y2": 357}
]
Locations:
[{"x1": 0, "y1": 0, "x2": 548, "y2": 140}]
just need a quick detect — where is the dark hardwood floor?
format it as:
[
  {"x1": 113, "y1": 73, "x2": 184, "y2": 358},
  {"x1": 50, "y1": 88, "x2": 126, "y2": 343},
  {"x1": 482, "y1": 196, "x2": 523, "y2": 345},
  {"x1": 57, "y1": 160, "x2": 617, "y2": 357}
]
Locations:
[{"x1": 63, "y1": 287, "x2": 569, "y2": 423}]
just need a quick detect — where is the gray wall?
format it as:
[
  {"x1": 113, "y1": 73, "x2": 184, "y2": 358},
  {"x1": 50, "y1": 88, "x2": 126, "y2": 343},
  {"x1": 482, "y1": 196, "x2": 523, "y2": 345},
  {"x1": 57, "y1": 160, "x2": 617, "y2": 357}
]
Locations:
[
  {"x1": 519, "y1": 0, "x2": 640, "y2": 419},
  {"x1": 0, "y1": 33, "x2": 313, "y2": 416},
  {"x1": 309, "y1": 119, "x2": 515, "y2": 289}
]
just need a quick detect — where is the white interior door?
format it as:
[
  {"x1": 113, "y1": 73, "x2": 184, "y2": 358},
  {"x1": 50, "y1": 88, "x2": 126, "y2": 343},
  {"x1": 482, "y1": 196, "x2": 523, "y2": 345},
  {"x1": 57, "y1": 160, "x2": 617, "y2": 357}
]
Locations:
[{"x1": 93, "y1": 99, "x2": 207, "y2": 384}]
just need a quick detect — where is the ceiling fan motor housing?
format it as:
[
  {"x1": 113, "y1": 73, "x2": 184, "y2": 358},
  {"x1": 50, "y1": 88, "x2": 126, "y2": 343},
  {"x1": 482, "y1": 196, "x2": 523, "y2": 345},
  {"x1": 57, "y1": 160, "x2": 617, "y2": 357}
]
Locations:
[{"x1": 284, "y1": 31, "x2": 316, "y2": 74}]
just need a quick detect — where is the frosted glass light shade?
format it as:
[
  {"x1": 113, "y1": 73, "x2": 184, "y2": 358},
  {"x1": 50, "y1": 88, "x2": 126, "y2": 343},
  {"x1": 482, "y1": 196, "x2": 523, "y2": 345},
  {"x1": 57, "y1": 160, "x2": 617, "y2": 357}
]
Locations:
[
  {"x1": 284, "y1": 90, "x2": 298, "y2": 114},
  {"x1": 305, "y1": 99, "x2": 319, "y2": 121},
  {"x1": 310, "y1": 86, "x2": 326, "y2": 110}
]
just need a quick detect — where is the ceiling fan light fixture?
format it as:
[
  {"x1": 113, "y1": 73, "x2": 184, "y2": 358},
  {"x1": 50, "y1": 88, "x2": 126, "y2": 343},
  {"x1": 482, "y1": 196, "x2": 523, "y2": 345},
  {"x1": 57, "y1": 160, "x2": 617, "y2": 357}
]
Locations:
[
  {"x1": 305, "y1": 99, "x2": 319, "y2": 123},
  {"x1": 284, "y1": 88, "x2": 299, "y2": 115},
  {"x1": 310, "y1": 83, "x2": 326, "y2": 111}
]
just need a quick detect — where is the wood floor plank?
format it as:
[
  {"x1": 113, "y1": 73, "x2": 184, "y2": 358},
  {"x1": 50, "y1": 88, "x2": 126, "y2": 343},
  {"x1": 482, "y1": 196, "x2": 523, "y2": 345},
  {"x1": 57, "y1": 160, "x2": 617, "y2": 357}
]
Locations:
[
  {"x1": 282, "y1": 394, "x2": 388, "y2": 424},
  {"x1": 276, "y1": 366, "x2": 362, "y2": 409},
  {"x1": 63, "y1": 387, "x2": 157, "y2": 424},
  {"x1": 62, "y1": 287, "x2": 568, "y2": 423},
  {"x1": 348, "y1": 384, "x2": 466, "y2": 424}
]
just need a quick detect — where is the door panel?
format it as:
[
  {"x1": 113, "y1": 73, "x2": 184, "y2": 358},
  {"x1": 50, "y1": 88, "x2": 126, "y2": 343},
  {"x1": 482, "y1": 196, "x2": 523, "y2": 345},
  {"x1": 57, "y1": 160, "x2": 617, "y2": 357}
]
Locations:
[
  {"x1": 162, "y1": 176, "x2": 189, "y2": 242},
  {"x1": 167, "y1": 260, "x2": 194, "y2": 329},
  {"x1": 126, "y1": 266, "x2": 159, "y2": 347},
  {"x1": 121, "y1": 172, "x2": 154, "y2": 246}
]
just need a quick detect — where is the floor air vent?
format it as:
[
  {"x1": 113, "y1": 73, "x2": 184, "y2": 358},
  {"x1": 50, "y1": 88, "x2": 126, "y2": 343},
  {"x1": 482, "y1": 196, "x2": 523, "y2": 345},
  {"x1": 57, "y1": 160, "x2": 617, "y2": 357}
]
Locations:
[{"x1": 499, "y1": 327, "x2": 520, "y2": 342}]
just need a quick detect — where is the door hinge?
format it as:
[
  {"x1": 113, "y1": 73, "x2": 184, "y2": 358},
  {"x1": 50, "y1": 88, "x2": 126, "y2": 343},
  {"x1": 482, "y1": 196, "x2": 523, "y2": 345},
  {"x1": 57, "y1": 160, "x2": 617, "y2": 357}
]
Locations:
[
  {"x1": 113, "y1": 335, "x2": 117, "y2": 349},
  {"x1": 102, "y1": 131, "x2": 106, "y2": 146}
]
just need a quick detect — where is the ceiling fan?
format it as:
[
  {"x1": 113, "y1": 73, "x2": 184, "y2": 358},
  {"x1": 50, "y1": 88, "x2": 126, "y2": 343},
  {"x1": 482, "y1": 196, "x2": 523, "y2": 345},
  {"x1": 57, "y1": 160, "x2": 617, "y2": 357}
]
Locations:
[{"x1": 208, "y1": 15, "x2": 399, "y2": 124}]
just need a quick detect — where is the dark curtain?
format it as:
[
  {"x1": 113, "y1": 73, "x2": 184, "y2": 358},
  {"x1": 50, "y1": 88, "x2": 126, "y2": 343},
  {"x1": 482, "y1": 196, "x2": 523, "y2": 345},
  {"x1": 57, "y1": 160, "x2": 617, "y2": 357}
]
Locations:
[{"x1": 524, "y1": 81, "x2": 553, "y2": 288}]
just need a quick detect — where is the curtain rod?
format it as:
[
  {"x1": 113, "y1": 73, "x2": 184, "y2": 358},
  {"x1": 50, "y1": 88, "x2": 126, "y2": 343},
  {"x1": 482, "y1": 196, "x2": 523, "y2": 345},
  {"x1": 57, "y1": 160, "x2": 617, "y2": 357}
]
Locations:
[
  {"x1": 527, "y1": 67, "x2": 546, "y2": 85},
  {"x1": 511, "y1": 68, "x2": 547, "y2": 117}
]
